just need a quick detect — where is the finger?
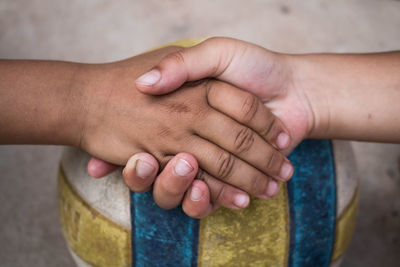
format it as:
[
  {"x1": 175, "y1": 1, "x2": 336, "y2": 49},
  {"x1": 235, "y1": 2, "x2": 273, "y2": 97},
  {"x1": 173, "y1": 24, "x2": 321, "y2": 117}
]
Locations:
[
  {"x1": 182, "y1": 136, "x2": 275, "y2": 199},
  {"x1": 266, "y1": 179, "x2": 281, "y2": 198},
  {"x1": 122, "y1": 153, "x2": 159, "y2": 193},
  {"x1": 182, "y1": 180, "x2": 214, "y2": 219},
  {"x1": 196, "y1": 169, "x2": 251, "y2": 209},
  {"x1": 134, "y1": 37, "x2": 277, "y2": 99},
  {"x1": 135, "y1": 39, "x2": 227, "y2": 95},
  {"x1": 87, "y1": 157, "x2": 119, "y2": 178},
  {"x1": 195, "y1": 108, "x2": 293, "y2": 182},
  {"x1": 153, "y1": 153, "x2": 198, "y2": 210},
  {"x1": 205, "y1": 80, "x2": 291, "y2": 150}
]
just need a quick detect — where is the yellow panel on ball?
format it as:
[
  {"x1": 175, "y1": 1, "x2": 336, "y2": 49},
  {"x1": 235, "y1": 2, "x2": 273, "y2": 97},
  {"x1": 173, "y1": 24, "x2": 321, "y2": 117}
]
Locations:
[
  {"x1": 58, "y1": 167, "x2": 131, "y2": 267},
  {"x1": 198, "y1": 185, "x2": 290, "y2": 267},
  {"x1": 331, "y1": 188, "x2": 358, "y2": 261}
]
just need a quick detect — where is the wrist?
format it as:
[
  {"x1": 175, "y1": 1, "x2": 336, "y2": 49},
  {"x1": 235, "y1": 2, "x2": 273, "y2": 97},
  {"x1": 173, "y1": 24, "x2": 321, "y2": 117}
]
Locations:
[
  {"x1": 292, "y1": 52, "x2": 400, "y2": 142},
  {"x1": 73, "y1": 60, "x2": 142, "y2": 154},
  {"x1": 288, "y1": 54, "x2": 333, "y2": 140},
  {"x1": 61, "y1": 62, "x2": 94, "y2": 148}
]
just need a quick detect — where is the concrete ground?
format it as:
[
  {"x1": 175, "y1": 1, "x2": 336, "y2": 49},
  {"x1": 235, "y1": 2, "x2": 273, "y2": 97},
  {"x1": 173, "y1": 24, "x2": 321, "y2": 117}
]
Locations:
[{"x1": 0, "y1": 0, "x2": 399, "y2": 266}]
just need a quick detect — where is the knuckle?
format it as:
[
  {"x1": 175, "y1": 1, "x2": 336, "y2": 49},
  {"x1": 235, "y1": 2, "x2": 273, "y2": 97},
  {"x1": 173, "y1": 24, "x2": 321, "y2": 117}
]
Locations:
[
  {"x1": 166, "y1": 49, "x2": 186, "y2": 65},
  {"x1": 234, "y1": 127, "x2": 255, "y2": 154},
  {"x1": 259, "y1": 116, "x2": 276, "y2": 139},
  {"x1": 240, "y1": 94, "x2": 258, "y2": 123},
  {"x1": 216, "y1": 152, "x2": 235, "y2": 180},
  {"x1": 265, "y1": 151, "x2": 282, "y2": 175},
  {"x1": 248, "y1": 174, "x2": 268, "y2": 196},
  {"x1": 212, "y1": 184, "x2": 226, "y2": 205}
]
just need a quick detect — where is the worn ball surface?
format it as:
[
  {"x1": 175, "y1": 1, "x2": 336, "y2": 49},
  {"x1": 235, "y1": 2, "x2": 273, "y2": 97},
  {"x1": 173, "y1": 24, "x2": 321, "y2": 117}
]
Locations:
[{"x1": 58, "y1": 139, "x2": 358, "y2": 267}]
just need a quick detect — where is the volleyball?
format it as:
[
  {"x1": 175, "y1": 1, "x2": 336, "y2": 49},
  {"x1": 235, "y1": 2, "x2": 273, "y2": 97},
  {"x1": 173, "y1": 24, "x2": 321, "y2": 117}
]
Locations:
[{"x1": 58, "y1": 139, "x2": 358, "y2": 267}]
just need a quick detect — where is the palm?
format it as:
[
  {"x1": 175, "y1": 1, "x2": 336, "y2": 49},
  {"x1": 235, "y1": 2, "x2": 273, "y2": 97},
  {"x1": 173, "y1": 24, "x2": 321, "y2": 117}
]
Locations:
[
  {"x1": 230, "y1": 75, "x2": 311, "y2": 154},
  {"x1": 216, "y1": 42, "x2": 312, "y2": 154}
]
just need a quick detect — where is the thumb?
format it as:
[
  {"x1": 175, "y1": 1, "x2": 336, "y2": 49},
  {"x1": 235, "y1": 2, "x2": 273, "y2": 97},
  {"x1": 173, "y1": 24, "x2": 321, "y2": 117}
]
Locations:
[{"x1": 134, "y1": 37, "x2": 239, "y2": 95}]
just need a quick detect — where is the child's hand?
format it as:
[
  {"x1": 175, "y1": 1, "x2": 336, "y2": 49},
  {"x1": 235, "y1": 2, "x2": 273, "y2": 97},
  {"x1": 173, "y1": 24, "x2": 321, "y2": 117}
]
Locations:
[
  {"x1": 133, "y1": 37, "x2": 313, "y2": 152},
  {"x1": 83, "y1": 48, "x2": 293, "y2": 204}
]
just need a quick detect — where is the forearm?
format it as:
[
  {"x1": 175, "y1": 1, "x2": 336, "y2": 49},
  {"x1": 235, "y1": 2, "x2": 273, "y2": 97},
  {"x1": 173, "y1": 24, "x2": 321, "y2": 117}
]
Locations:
[
  {"x1": 0, "y1": 60, "x2": 86, "y2": 145},
  {"x1": 293, "y1": 52, "x2": 400, "y2": 142}
]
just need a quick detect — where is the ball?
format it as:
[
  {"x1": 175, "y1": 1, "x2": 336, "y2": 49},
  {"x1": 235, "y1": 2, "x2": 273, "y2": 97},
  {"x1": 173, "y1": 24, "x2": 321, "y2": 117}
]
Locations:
[{"x1": 58, "y1": 140, "x2": 358, "y2": 267}]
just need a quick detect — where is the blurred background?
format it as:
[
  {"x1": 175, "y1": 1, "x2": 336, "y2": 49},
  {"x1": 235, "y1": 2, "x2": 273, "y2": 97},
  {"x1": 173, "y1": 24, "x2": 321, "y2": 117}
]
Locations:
[{"x1": 0, "y1": 0, "x2": 399, "y2": 266}]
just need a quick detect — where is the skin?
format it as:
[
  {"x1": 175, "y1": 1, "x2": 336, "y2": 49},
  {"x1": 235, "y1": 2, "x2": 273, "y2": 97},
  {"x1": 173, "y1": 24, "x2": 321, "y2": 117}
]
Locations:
[
  {"x1": 0, "y1": 45, "x2": 294, "y2": 215},
  {"x1": 91, "y1": 37, "x2": 400, "y2": 218}
]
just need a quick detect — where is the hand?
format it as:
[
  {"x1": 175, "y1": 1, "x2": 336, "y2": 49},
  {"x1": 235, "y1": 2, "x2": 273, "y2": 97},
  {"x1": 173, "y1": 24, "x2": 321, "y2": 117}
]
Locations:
[
  {"x1": 87, "y1": 39, "x2": 305, "y2": 217},
  {"x1": 134, "y1": 37, "x2": 314, "y2": 152},
  {"x1": 89, "y1": 153, "x2": 221, "y2": 218},
  {"x1": 114, "y1": 37, "x2": 400, "y2": 219},
  {"x1": 133, "y1": 37, "x2": 400, "y2": 146},
  {"x1": 82, "y1": 46, "x2": 293, "y2": 212}
]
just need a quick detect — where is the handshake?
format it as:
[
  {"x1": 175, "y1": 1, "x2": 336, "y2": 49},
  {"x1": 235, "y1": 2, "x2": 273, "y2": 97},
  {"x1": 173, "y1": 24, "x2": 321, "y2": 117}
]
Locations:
[
  {"x1": 2, "y1": 37, "x2": 399, "y2": 219},
  {"x1": 82, "y1": 37, "x2": 400, "y2": 218},
  {"x1": 84, "y1": 38, "x2": 306, "y2": 218}
]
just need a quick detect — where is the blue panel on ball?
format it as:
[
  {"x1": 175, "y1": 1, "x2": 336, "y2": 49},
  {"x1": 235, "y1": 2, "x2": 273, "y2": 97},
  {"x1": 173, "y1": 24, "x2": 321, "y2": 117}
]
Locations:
[
  {"x1": 287, "y1": 140, "x2": 336, "y2": 267},
  {"x1": 130, "y1": 191, "x2": 199, "y2": 267}
]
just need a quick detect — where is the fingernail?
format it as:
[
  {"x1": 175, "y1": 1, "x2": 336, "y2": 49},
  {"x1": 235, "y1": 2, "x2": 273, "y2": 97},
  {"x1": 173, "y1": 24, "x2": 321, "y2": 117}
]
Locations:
[
  {"x1": 276, "y1": 132, "x2": 290, "y2": 149},
  {"x1": 267, "y1": 180, "x2": 280, "y2": 197},
  {"x1": 136, "y1": 69, "x2": 161, "y2": 86},
  {"x1": 234, "y1": 194, "x2": 249, "y2": 208},
  {"x1": 174, "y1": 159, "x2": 193, "y2": 177},
  {"x1": 190, "y1": 186, "x2": 203, "y2": 201},
  {"x1": 135, "y1": 160, "x2": 155, "y2": 179},
  {"x1": 280, "y1": 162, "x2": 293, "y2": 180}
]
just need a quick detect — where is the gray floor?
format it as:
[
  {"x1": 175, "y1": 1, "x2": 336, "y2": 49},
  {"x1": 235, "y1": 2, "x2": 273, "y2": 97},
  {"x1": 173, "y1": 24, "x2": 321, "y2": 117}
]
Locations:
[{"x1": 1, "y1": 1, "x2": 400, "y2": 266}]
